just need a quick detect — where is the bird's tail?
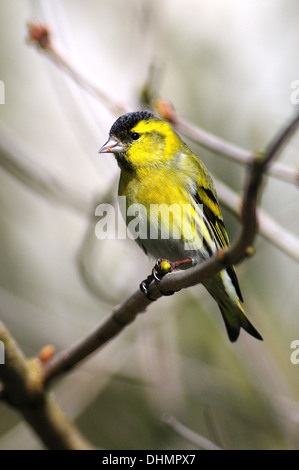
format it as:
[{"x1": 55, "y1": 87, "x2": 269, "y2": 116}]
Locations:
[
  {"x1": 218, "y1": 302, "x2": 262, "y2": 342},
  {"x1": 203, "y1": 272, "x2": 263, "y2": 342}
]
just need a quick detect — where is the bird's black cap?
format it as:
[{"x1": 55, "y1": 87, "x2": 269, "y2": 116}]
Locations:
[{"x1": 109, "y1": 111, "x2": 156, "y2": 140}]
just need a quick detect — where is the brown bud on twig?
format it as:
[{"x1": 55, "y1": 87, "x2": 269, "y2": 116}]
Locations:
[
  {"x1": 27, "y1": 19, "x2": 52, "y2": 50},
  {"x1": 38, "y1": 345, "x2": 55, "y2": 363},
  {"x1": 154, "y1": 99, "x2": 179, "y2": 124}
]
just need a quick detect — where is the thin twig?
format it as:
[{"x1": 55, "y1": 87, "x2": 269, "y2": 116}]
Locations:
[
  {"x1": 264, "y1": 112, "x2": 299, "y2": 167},
  {"x1": 162, "y1": 414, "x2": 222, "y2": 450},
  {"x1": 176, "y1": 116, "x2": 299, "y2": 186},
  {"x1": 155, "y1": 100, "x2": 299, "y2": 186},
  {"x1": 27, "y1": 20, "x2": 129, "y2": 116},
  {"x1": 43, "y1": 289, "x2": 154, "y2": 383},
  {"x1": 215, "y1": 178, "x2": 299, "y2": 263},
  {"x1": 0, "y1": 122, "x2": 91, "y2": 216},
  {"x1": 75, "y1": 181, "x2": 125, "y2": 305}
]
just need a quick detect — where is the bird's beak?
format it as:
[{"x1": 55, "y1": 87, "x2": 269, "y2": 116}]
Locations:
[{"x1": 98, "y1": 137, "x2": 126, "y2": 154}]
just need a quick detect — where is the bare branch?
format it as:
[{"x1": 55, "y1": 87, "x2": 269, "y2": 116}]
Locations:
[
  {"x1": 42, "y1": 110, "x2": 299, "y2": 384},
  {"x1": 0, "y1": 122, "x2": 91, "y2": 216},
  {"x1": 0, "y1": 322, "x2": 94, "y2": 450},
  {"x1": 162, "y1": 414, "x2": 222, "y2": 450},
  {"x1": 155, "y1": 100, "x2": 299, "y2": 186},
  {"x1": 27, "y1": 20, "x2": 129, "y2": 115},
  {"x1": 264, "y1": 111, "x2": 299, "y2": 167},
  {"x1": 215, "y1": 178, "x2": 299, "y2": 263},
  {"x1": 43, "y1": 289, "x2": 154, "y2": 383}
]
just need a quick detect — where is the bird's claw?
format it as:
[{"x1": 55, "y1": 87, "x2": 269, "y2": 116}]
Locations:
[
  {"x1": 140, "y1": 258, "x2": 176, "y2": 299},
  {"x1": 139, "y1": 274, "x2": 156, "y2": 300}
]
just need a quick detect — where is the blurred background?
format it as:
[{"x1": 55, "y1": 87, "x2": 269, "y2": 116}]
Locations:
[{"x1": 1, "y1": 0, "x2": 299, "y2": 450}]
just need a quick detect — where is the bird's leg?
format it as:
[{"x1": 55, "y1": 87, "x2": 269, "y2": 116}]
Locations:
[
  {"x1": 152, "y1": 257, "x2": 193, "y2": 280},
  {"x1": 140, "y1": 257, "x2": 192, "y2": 299}
]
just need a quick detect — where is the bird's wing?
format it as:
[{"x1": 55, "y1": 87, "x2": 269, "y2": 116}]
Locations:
[
  {"x1": 176, "y1": 150, "x2": 243, "y2": 302},
  {"x1": 193, "y1": 167, "x2": 244, "y2": 303}
]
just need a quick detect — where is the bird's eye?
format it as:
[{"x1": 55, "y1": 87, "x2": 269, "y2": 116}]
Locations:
[{"x1": 131, "y1": 132, "x2": 140, "y2": 140}]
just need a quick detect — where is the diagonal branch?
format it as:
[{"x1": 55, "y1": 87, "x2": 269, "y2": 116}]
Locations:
[
  {"x1": 214, "y1": 177, "x2": 299, "y2": 263},
  {"x1": 42, "y1": 110, "x2": 299, "y2": 385},
  {"x1": 162, "y1": 414, "x2": 222, "y2": 450},
  {"x1": 26, "y1": 20, "x2": 129, "y2": 116},
  {"x1": 0, "y1": 122, "x2": 91, "y2": 216},
  {"x1": 155, "y1": 100, "x2": 299, "y2": 187}
]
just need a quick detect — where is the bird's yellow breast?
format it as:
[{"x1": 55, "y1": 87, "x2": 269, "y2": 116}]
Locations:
[{"x1": 118, "y1": 165, "x2": 189, "y2": 208}]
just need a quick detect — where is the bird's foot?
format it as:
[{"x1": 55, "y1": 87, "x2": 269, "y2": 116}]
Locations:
[
  {"x1": 140, "y1": 273, "x2": 157, "y2": 301},
  {"x1": 140, "y1": 257, "x2": 192, "y2": 299}
]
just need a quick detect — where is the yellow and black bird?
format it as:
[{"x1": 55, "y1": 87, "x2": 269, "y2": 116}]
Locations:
[{"x1": 100, "y1": 111, "x2": 262, "y2": 342}]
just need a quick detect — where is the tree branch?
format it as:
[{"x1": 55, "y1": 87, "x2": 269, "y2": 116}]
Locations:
[
  {"x1": 0, "y1": 122, "x2": 91, "y2": 216},
  {"x1": 162, "y1": 414, "x2": 222, "y2": 450},
  {"x1": 0, "y1": 322, "x2": 94, "y2": 450},
  {"x1": 42, "y1": 110, "x2": 299, "y2": 384},
  {"x1": 155, "y1": 100, "x2": 299, "y2": 187},
  {"x1": 27, "y1": 20, "x2": 299, "y2": 188},
  {"x1": 2, "y1": 118, "x2": 299, "y2": 269},
  {"x1": 215, "y1": 177, "x2": 299, "y2": 263},
  {"x1": 27, "y1": 20, "x2": 129, "y2": 116}
]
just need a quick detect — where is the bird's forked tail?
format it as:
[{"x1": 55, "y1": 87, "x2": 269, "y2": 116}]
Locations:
[{"x1": 203, "y1": 271, "x2": 263, "y2": 342}]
